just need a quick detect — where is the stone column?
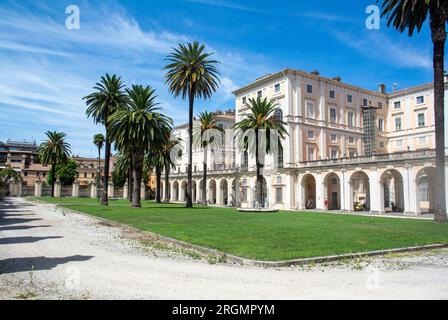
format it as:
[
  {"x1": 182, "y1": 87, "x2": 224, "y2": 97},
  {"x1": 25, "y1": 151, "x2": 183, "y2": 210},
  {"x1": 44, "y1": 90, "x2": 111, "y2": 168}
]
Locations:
[
  {"x1": 369, "y1": 171, "x2": 383, "y2": 214},
  {"x1": 108, "y1": 181, "x2": 114, "y2": 198},
  {"x1": 72, "y1": 180, "x2": 80, "y2": 198},
  {"x1": 403, "y1": 165, "x2": 418, "y2": 215},
  {"x1": 90, "y1": 182, "x2": 97, "y2": 199},
  {"x1": 216, "y1": 180, "x2": 223, "y2": 206},
  {"x1": 315, "y1": 174, "x2": 325, "y2": 210},
  {"x1": 34, "y1": 180, "x2": 43, "y2": 197},
  {"x1": 123, "y1": 183, "x2": 128, "y2": 200},
  {"x1": 140, "y1": 182, "x2": 146, "y2": 200},
  {"x1": 55, "y1": 179, "x2": 61, "y2": 198}
]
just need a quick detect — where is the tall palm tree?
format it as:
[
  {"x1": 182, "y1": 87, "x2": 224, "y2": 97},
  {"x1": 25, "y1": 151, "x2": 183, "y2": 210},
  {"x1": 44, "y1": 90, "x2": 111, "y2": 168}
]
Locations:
[
  {"x1": 115, "y1": 152, "x2": 132, "y2": 201},
  {"x1": 84, "y1": 74, "x2": 128, "y2": 206},
  {"x1": 193, "y1": 111, "x2": 224, "y2": 205},
  {"x1": 38, "y1": 131, "x2": 71, "y2": 197},
  {"x1": 234, "y1": 98, "x2": 287, "y2": 208},
  {"x1": 147, "y1": 150, "x2": 164, "y2": 203},
  {"x1": 380, "y1": 0, "x2": 448, "y2": 223},
  {"x1": 93, "y1": 133, "x2": 105, "y2": 201},
  {"x1": 108, "y1": 85, "x2": 173, "y2": 208},
  {"x1": 164, "y1": 41, "x2": 220, "y2": 208}
]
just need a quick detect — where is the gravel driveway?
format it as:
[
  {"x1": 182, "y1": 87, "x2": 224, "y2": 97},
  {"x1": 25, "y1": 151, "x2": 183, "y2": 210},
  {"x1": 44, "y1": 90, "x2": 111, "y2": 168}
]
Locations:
[{"x1": 0, "y1": 197, "x2": 447, "y2": 300}]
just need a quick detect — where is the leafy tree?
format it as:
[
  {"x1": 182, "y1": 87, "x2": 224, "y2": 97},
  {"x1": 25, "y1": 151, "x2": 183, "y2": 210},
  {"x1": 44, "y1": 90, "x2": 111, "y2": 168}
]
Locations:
[
  {"x1": 47, "y1": 159, "x2": 78, "y2": 186},
  {"x1": 380, "y1": 0, "x2": 448, "y2": 223},
  {"x1": 234, "y1": 98, "x2": 287, "y2": 208},
  {"x1": 38, "y1": 131, "x2": 71, "y2": 197},
  {"x1": 84, "y1": 74, "x2": 128, "y2": 206},
  {"x1": 0, "y1": 168, "x2": 21, "y2": 182},
  {"x1": 164, "y1": 41, "x2": 220, "y2": 208}
]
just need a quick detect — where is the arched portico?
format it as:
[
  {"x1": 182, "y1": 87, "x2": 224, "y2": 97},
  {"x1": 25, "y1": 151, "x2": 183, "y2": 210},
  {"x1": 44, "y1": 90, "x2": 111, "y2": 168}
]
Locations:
[
  {"x1": 191, "y1": 180, "x2": 197, "y2": 203},
  {"x1": 208, "y1": 179, "x2": 217, "y2": 205},
  {"x1": 172, "y1": 181, "x2": 179, "y2": 202},
  {"x1": 219, "y1": 179, "x2": 228, "y2": 206},
  {"x1": 180, "y1": 180, "x2": 187, "y2": 202},
  {"x1": 381, "y1": 169, "x2": 404, "y2": 213},
  {"x1": 324, "y1": 172, "x2": 341, "y2": 210},
  {"x1": 416, "y1": 167, "x2": 436, "y2": 213},
  {"x1": 301, "y1": 174, "x2": 316, "y2": 209},
  {"x1": 350, "y1": 171, "x2": 370, "y2": 211}
]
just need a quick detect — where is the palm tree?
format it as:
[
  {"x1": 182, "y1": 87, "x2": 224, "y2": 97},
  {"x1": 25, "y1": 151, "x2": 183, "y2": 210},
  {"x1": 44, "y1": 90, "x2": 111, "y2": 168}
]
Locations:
[
  {"x1": 84, "y1": 74, "x2": 128, "y2": 206},
  {"x1": 93, "y1": 133, "x2": 105, "y2": 201},
  {"x1": 380, "y1": 0, "x2": 447, "y2": 223},
  {"x1": 234, "y1": 98, "x2": 287, "y2": 208},
  {"x1": 115, "y1": 152, "x2": 132, "y2": 201},
  {"x1": 147, "y1": 150, "x2": 164, "y2": 203},
  {"x1": 161, "y1": 136, "x2": 181, "y2": 203},
  {"x1": 193, "y1": 111, "x2": 224, "y2": 205},
  {"x1": 108, "y1": 85, "x2": 173, "y2": 208},
  {"x1": 164, "y1": 41, "x2": 220, "y2": 208},
  {"x1": 38, "y1": 131, "x2": 71, "y2": 197}
]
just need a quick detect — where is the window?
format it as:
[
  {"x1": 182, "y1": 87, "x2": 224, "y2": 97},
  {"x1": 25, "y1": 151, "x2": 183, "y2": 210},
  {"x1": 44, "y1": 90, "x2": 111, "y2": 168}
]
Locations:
[
  {"x1": 307, "y1": 131, "x2": 314, "y2": 139},
  {"x1": 307, "y1": 147, "x2": 315, "y2": 161},
  {"x1": 348, "y1": 136, "x2": 354, "y2": 144},
  {"x1": 418, "y1": 113, "x2": 425, "y2": 127},
  {"x1": 24, "y1": 171, "x2": 28, "y2": 177},
  {"x1": 275, "y1": 187, "x2": 283, "y2": 203},
  {"x1": 84, "y1": 173, "x2": 87, "y2": 178},
  {"x1": 419, "y1": 136, "x2": 427, "y2": 145},
  {"x1": 395, "y1": 117, "x2": 402, "y2": 131},
  {"x1": 396, "y1": 140, "x2": 403, "y2": 147},
  {"x1": 91, "y1": 173, "x2": 95, "y2": 178},
  {"x1": 378, "y1": 102, "x2": 383, "y2": 109},
  {"x1": 257, "y1": 90, "x2": 262, "y2": 98},
  {"x1": 349, "y1": 150, "x2": 356, "y2": 158},
  {"x1": 394, "y1": 101, "x2": 401, "y2": 109},
  {"x1": 347, "y1": 95, "x2": 353, "y2": 103},
  {"x1": 331, "y1": 148, "x2": 338, "y2": 159},
  {"x1": 306, "y1": 102, "x2": 315, "y2": 119},
  {"x1": 363, "y1": 99, "x2": 368, "y2": 107},
  {"x1": 380, "y1": 141, "x2": 385, "y2": 148},
  {"x1": 274, "y1": 83, "x2": 281, "y2": 93},
  {"x1": 306, "y1": 84, "x2": 313, "y2": 94},
  {"x1": 274, "y1": 109, "x2": 283, "y2": 122},
  {"x1": 329, "y1": 90, "x2": 335, "y2": 99},
  {"x1": 330, "y1": 133, "x2": 337, "y2": 142},
  {"x1": 242, "y1": 97, "x2": 246, "y2": 105},
  {"x1": 348, "y1": 112, "x2": 354, "y2": 126},
  {"x1": 378, "y1": 118, "x2": 384, "y2": 132},
  {"x1": 416, "y1": 96, "x2": 424, "y2": 104},
  {"x1": 276, "y1": 176, "x2": 283, "y2": 184},
  {"x1": 330, "y1": 108, "x2": 337, "y2": 123}
]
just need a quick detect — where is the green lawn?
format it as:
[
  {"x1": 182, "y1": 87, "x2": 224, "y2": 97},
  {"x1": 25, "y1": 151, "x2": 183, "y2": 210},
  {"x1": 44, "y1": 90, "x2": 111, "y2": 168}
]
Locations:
[{"x1": 36, "y1": 197, "x2": 448, "y2": 261}]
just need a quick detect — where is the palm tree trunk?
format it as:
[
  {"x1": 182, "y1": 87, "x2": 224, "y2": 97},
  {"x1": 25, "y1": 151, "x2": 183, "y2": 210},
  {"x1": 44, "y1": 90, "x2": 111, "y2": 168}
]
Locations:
[
  {"x1": 97, "y1": 146, "x2": 101, "y2": 202},
  {"x1": 101, "y1": 134, "x2": 111, "y2": 206},
  {"x1": 132, "y1": 153, "x2": 143, "y2": 208},
  {"x1": 164, "y1": 164, "x2": 170, "y2": 203},
  {"x1": 430, "y1": 4, "x2": 448, "y2": 223},
  {"x1": 50, "y1": 162, "x2": 56, "y2": 197},
  {"x1": 127, "y1": 167, "x2": 132, "y2": 202},
  {"x1": 202, "y1": 148, "x2": 207, "y2": 205},
  {"x1": 186, "y1": 90, "x2": 194, "y2": 208},
  {"x1": 255, "y1": 128, "x2": 263, "y2": 207},
  {"x1": 156, "y1": 164, "x2": 162, "y2": 203}
]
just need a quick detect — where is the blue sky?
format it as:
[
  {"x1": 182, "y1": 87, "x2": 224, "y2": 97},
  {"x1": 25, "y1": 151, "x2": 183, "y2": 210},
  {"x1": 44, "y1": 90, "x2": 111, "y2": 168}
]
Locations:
[{"x1": 0, "y1": 0, "x2": 438, "y2": 157}]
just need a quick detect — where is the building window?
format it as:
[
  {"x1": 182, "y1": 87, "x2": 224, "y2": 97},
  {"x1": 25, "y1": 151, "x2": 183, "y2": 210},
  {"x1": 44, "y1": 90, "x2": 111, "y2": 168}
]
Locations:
[
  {"x1": 363, "y1": 99, "x2": 368, "y2": 107},
  {"x1": 378, "y1": 102, "x2": 383, "y2": 109},
  {"x1": 330, "y1": 133, "x2": 337, "y2": 142},
  {"x1": 275, "y1": 187, "x2": 283, "y2": 204},
  {"x1": 380, "y1": 141, "x2": 385, "y2": 148},
  {"x1": 306, "y1": 84, "x2": 313, "y2": 94},
  {"x1": 349, "y1": 150, "x2": 356, "y2": 158},
  {"x1": 274, "y1": 109, "x2": 283, "y2": 122},
  {"x1": 347, "y1": 95, "x2": 352, "y2": 103},
  {"x1": 418, "y1": 113, "x2": 425, "y2": 127},
  {"x1": 24, "y1": 171, "x2": 28, "y2": 177},
  {"x1": 329, "y1": 90, "x2": 335, "y2": 99},
  {"x1": 242, "y1": 97, "x2": 246, "y2": 105},
  {"x1": 416, "y1": 96, "x2": 424, "y2": 104},
  {"x1": 395, "y1": 117, "x2": 402, "y2": 131},
  {"x1": 331, "y1": 148, "x2": 338, "y2": 159},
  {"x1": 257, "y1": 90, "x2": 262, "y2": 99},
  {"x1": 419, "y1": 136, "x2": 427, "y2": 145},
  {"x1": 396, "y1": 140, "x2": 403, "y2": 147},
  {"x1": 307, "y1": 130, "x2": 314, "y2": 139},
  {"x1": 378, "y1": 118, "x2": 384, "y2": 132},
  {"x1": 84, "y1": 173, "x2": 87, "y2": 178},
  {"x1": 394, "y1": 101, "x2": 401, "y2": 109},
  {"x1": 307, "y1": 147, "x2": 315, "y2": 161},
  {"x1": 330, "y1": 108, "x2": 337, "y2": 123},
  {"x1": 306, "y1": 102, "x2": 315, "y2": 119},
  {"x1": 348, "y1": 136, "x2": 354, "y2": 144},
  {"x1": 91, "y1": 173, "x2": 95, "y2": 178},
  {"x1": 348, "y1": 112, "x2": 354, "y2": 127},
  {"x1": 274, "y1": 83, "x2": 281, "y2": 93}
]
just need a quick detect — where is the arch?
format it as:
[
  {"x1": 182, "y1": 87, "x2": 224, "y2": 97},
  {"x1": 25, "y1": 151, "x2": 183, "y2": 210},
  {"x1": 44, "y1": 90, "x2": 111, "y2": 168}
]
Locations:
[
  {"x1": 350, "y1": 171, "x2": 370, "y2": 211},
  {"x1": 324, "y1": 172, "x2": 341, "y2": 210},
  {"x1": 191, "y1": 180, "x2": 197, "y2": 203},
  {"x1": 219, "y1": 179, "x2": 229, "y2": 206},
  {"x1": 301, "y1": 174, "x2": 316, "y2": 209},
  {"x1": 208, "y1": 179, "x2": 217, "y2": 205},
  {"x1": 180, "y1": 180, "x2": 188, "y2": 202},
  {"x1": 380, "y1": 169, "x2": 404, "y2": 213},
  {"x1": 416, "y1": 167, "x2": 436, "y2": 213},
  {"x1": 172, "y1": 181, "x2": 179, "y2": 202},
  {"x1": 199, "y1": 179, "x2": 205, "y2": 204}
]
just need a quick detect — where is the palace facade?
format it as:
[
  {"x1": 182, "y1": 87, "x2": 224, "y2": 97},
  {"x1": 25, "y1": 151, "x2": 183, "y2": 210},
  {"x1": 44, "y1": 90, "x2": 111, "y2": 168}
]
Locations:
[{"x1": 164, "y1": 69, "x2": 448, "y2": 216}]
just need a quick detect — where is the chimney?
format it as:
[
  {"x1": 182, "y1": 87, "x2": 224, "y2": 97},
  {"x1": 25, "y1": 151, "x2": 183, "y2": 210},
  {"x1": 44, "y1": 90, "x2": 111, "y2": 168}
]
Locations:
[
  {"x1": 333, "y1": 76, "x2": 342, "y2": 82},
  {"x1": 378, "y1": 84, "x2": 386, "y2": 94},
  {"x1": 310, "y1": 70, "x2": 320, "y2": 76}
]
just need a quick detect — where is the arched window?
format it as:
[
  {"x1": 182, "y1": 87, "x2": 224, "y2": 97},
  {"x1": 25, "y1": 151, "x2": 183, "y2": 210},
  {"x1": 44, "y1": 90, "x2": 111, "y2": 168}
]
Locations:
[
  {"x1": 276, "y1": 176, "x2": 282, "y2": 184},
  {"x1": 274, "y1": 108, "x2": 283, "y2": 122},
  {"x1": 277, "y1": 141, "x2": 284, "y2": 169}
]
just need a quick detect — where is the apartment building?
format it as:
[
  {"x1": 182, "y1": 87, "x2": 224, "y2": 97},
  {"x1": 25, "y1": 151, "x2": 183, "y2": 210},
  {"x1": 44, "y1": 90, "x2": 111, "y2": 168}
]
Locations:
[{"x1": 140, "y1": 69, "x2": 447, "y2": 215}]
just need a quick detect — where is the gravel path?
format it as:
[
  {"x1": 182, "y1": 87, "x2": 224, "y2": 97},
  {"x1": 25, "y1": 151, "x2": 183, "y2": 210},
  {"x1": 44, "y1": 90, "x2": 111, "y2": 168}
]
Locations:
[{"x1": 0, "y1": 197, "x2": 447, "y2": 300}]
